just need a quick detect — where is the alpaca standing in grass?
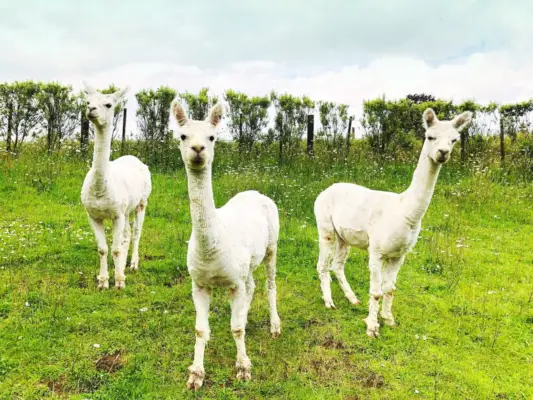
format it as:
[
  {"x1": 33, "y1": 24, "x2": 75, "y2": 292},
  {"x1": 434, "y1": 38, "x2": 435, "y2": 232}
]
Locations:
[
  {"x1": 81, "y1": 82, "x2": 152, "y2": 289},
  {"x1": 314, "y1": 108, "x2": 472, "y2": 337},
  {"x1": 171, "y1": 99, "x2": 281, "y2": 390}
]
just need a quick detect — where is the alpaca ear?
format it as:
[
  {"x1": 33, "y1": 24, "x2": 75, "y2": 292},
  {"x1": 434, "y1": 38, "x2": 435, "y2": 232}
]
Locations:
[
  {"x1": 82, "y1": 80, "x2": 96, "y2": 95},
  {"x1": 422, "y1": 108, "x2": 438, "y2": 129},
  {"x1": 113, "y1": 86, "x2": 129, "y2": 102},
  {"x1": 452, "y1": 111, "x2": 473, "y2": 132},
  {"x1": 171, "y1": 99, "x2": 188, "y2": 126},
  {"x1": 207, "y1": 102, "x2": 224, "y2": 127}
]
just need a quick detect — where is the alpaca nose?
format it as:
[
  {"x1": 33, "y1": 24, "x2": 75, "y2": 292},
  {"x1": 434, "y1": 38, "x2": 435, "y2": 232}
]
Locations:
[
  {"x1": 88, "y1": 106, "x2": 96, "y2": 112},
  {"x1": 438, "y1": 149, "x2": 449, "y2": 156},
  {"x1": 191, "y1": 145, "x2": 205, "y2": 154}
]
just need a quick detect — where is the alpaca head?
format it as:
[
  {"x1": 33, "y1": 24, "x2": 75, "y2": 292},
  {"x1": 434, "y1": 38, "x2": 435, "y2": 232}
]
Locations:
[
  {"x1": 171, "y1": 100, "x2": 224, "y2": 172},
  {"x1": 422, "y1": 108, "x2": 472, "y2": 164},
  {"x1": 82, "y1": 81, "x2": 128, "y2": 129}
]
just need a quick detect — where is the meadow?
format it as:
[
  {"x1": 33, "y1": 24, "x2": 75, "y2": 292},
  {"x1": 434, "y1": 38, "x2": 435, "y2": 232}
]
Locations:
[{"x1": 0, "y1": 139, "x2": 532, "y2": 399}]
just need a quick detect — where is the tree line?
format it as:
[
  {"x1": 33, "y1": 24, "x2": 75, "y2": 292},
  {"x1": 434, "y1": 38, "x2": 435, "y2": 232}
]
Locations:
[{"x1": 1, "y1": 81, "x2": 532, "y2": 163}]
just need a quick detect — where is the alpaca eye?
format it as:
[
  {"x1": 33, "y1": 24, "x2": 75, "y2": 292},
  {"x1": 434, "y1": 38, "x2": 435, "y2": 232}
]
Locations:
[
  {"x1": 209, "y1": 136, "x2": 215, "y2": 142},
  {"x1": 427, "y1": 136, "x2": 436, "y2": 141},
  {"x1": 451, "y1": 139, "x2": 457, "y2": 143},
  {"x1": 105, "y1": 104, "x2": 112, "y2": 109},
  {"x1": 180, "y1": 134, "x2": 187, "y2": 141}
]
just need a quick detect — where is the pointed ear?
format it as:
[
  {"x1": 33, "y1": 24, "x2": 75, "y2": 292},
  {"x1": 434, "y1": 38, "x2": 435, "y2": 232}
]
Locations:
[
  {"x1": 422, "y1": 108, "x2": 438, "y2": 129},
  {"x1": 452, "y1": 111, "x2": 473, "y2": 132},
  {"x1": 171, "y1": 99, "x2": 188, "y2": 126},
  {"x1": 207, "y1": 102, "x2": 225, "y2": 127},
  {"x1": 82, "y1": 80, "x2": 96, "y2": 95},
  {"x1": 113, "y1": 86, "x2": 129, "y2": 102}
]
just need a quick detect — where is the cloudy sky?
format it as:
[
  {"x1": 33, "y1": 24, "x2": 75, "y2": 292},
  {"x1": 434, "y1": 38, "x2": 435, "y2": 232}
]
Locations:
[{"x1": 1, "y1": 0, "x2": 532, "y2": 134}]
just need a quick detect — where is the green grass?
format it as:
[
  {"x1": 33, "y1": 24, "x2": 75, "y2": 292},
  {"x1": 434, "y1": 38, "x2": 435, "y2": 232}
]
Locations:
[{"x1": 1, "y1": 144, "x2": 533, "y2": 399}]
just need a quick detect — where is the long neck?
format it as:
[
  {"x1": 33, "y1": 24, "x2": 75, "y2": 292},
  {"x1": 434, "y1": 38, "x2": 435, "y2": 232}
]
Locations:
[
  {"x1": 186, "y1": 165, "x2": 219, "y2": 250},
  {"x1": 90, "y1": 123, "x2": 112, "y2": 195},
  {"x1": 401, "y1": 144, "x2": 441, "y2": 225}
]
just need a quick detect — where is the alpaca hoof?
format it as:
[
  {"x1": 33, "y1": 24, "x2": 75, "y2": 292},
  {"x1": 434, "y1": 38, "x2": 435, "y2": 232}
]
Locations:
[
  {"x1": 364, "y1": 318, "x2": 380, "y2": 338},
  {"x1": 382, "y1": 317, "x2": 397, "y2": 327},
  {"x1": 347, "y1": 295, "x2": 361, "y2": 306},
  {"x1": 115, "y1": 280, "x2": 126, "y2": 289},
  {"x1": 97, "y1": 279, "x2": 109, "y2": 290},
  {"x1": 187, "y1": 366, "x2": 205, "y2": 391},
  {"x1": 271, "y1": 324, "x2": 281, "y2": 338},
  {"x1": 236, "y1": 359, "x2": 252, "y2": 382},
  {"x1": 324, "y1": 300, "x2": 336, "y2": 309},
  {"x1": 130, "y1": 259, "x2": 139, "y2": 271}
]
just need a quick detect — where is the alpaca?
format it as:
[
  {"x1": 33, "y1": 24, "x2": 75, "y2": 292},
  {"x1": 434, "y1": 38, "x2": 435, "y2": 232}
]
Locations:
[
  {"x1": 314, "y1": 108, "x2": 472, "y2": 337},
  {"x1": 170, "y1": 99, "x2": 281, "y2": 390},
  {"x1": 81, "y1": 81, "x2": 152, "y2": 289}
]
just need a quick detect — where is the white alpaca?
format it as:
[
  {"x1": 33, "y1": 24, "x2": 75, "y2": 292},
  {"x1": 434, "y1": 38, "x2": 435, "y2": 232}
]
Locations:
[
  {"x1": 170, "y1": 99, "x2": 281, "y2": 390},
  {"x1": 81, "y1": 82, "x2": 152, "y2": 289},
  {"x1": 314, "y1": 108, "x2": 472, "y2": 337}
]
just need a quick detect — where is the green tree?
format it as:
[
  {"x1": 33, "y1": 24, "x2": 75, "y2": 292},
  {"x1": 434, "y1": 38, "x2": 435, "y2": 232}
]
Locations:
[
  {"x1": 271, "y1": 92, "x2": 315, "y2": 161},
  {"x1": 225, "y1": 90, "x2": 270, "y2": 152},
  {"x1": 37, "y1": 82, "x2": 81, "y2": 154},
  {"x1": 178, "y1": 87, "x2": 218, "y2": 120},
  {"x1": 135, "y1": 86, "x2": 176, "y2": 163}
]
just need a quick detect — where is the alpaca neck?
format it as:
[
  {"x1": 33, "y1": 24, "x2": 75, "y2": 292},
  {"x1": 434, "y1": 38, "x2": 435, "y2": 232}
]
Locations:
[
  {"x1": 401, "y1": 145, "x2": 441, "y2": 225},
  {"x1": 90, "y1": 123, "x2": 112, "y2": 196},
  {"x1": 186, "y1": 165, "x2": 219, "y2": 251}
]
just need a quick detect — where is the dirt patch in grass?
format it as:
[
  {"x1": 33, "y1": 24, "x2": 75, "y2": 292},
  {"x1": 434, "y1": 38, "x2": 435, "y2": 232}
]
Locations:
[{"x1": 95, "y1": 350, "x2": 126, "y2": 374}]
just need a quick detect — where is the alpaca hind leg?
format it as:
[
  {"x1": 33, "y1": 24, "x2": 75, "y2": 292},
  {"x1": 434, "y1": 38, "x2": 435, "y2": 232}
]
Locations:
[
  {"x1": 332, "y1": 238, "x2": 360, "y2": 305},
  {"x1": 130, "y1": 200, "x2": 147, "y2": 270},
  {"x1": 364, "y1": 251, "x2": 384, "y2": 338},
  {"x1": 89, "y1": 218, "x2": 109, "y2": 289},
  {"x1": 264, "y1": 246, "x2": 281, "y2": 337},
  {"x1": 187, "y1": 283, "x2": 211, "y2": 391},
  {"x1": 230, "y1": 284, "x2": 252, "y2": 381},
  {"x1": 111, "y1": 214, "x2": 126, "y2": 289},
  {"x1": 381, "y1": 256, "x2": 404, "y2": 327},
  {"x1": 317, "y1": 230, "x2": 336, "y2": 309}
]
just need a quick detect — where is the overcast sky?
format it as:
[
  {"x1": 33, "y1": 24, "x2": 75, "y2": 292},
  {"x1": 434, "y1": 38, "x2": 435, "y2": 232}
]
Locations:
[{"x1": 1, "y1": 0, "x2": 532, "y2": 135}]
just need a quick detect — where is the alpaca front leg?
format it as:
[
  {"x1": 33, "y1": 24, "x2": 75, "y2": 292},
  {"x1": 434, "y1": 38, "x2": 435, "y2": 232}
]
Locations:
[
  {"x1": 130, "y1": 201, "x2": 147, "y2": 270},
  {"x1": 111, "y1": 215, "x2": 126, "y2": 289},
  {"x1": 381, "y1": 256, "x2": 404, "y2": 327},
  {"x1": 364, "y1": 252, "x2": 384, "y2": 338},
  {"x1": 89, "y1": 218, "x2": 109, "y2": 289},
  {"x1": 317, "y1": 233, "x2": 336, "y2": 309},
  {"x1": 230, "y1": 285, "x2": 251, "y2": 382},
  {"x1": 187, "y1": 283, "x2": 211, "y2": 391}
]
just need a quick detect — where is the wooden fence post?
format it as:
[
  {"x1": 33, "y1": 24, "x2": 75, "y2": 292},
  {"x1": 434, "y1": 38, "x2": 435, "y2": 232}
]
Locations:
[
  {"x1": 121, "y1": 108, "x2": 127, "y2": 156},
  {"x1": 307, "y1": 114, "x2": 314, "y2": 156},
  {"x1": 346, "y1": 116, "x2": 353, "y2": 150},
  {"x1": 500, "y1": 116, "x2": 505, "y2": 163}
]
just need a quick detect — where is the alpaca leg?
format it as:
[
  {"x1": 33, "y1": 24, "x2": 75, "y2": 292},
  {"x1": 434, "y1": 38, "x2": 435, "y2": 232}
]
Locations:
[
  {"x1": 130, "y1": 201, "x2": 147, "y2": 270},
  {"x1": 187, "y1": 283, "x2": 211, "y2": 391},
  {"x1": 89, "y1": 218, "x2": 109, "y2": 289},
  {"x1": 364, "y1": 252, "x2": 384, "y2": 338},
  {"x1": 381, "y1": 256, "x2": 404, "y2": 327},
  {"x1": 111, "y1": 214, "x2": 126, "y2": 289},
  {"x1": 332, "y1": 238, "x2": 361, "y2": 306},
  {"x1": 243, "y1": 275, "x2": 255, "y2": 326},
  {"x1": 230, "y1": 284, "x2": 252, "y2": 381},
  {"x1": 264, "y1": 246, "x2": 281, "y2": 337},
  {"x1": 120, "y1": 219, "x2": 132, "y2": 268},
  {"x1": 317, "y1": 231, "x2": 336, "y2": 309}
]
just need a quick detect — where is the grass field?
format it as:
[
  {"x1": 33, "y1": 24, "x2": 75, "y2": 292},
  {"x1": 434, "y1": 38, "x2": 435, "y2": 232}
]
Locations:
[{"x1": 1, "y1": 144, "x2": 532, "y2": 399}]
